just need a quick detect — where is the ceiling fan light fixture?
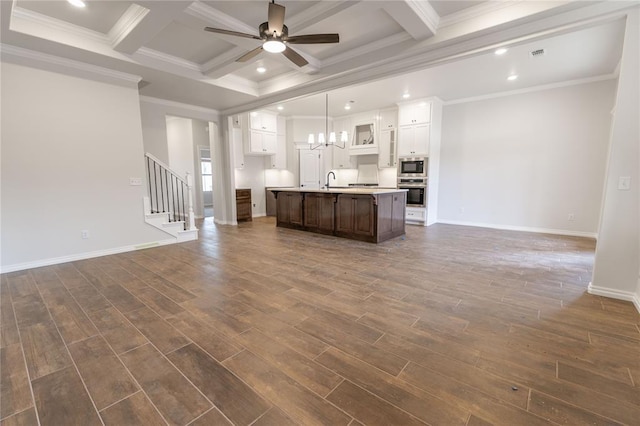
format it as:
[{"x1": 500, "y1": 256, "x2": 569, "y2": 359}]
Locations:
[{"x1": 263, "y1": 40, "x2": 286, "y2": 53}]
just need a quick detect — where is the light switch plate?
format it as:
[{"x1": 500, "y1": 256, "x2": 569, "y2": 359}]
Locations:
[
  {"x1": 129, "y1": 177, "x2": 142, "y2": 186},
  {"x1": 618, "y1": 176, "x2": 631, "y2": 191}
]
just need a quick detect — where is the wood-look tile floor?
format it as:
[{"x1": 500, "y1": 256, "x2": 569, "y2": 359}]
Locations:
[{"x1": 1, "y1": 217, "x2": 639, "y2": 425}]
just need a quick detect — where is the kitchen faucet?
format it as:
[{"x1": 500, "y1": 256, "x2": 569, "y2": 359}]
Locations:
[{"x1": 325, "y1": 171, "x2": 336, "y2": 189}]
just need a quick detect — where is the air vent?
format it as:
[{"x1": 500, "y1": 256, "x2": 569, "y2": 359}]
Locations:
[{"x1": 529, "y1": 48, "x2": 546, "y2": 58}]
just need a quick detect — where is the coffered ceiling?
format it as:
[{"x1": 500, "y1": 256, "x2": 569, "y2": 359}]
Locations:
[{"x1": 0, "y1": 1, "x2": 636, "y2": 115}]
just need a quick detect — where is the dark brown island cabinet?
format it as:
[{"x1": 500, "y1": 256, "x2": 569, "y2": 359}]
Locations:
[{"x1": 270, "y1": 188, "x2": 407, "y2": 243}]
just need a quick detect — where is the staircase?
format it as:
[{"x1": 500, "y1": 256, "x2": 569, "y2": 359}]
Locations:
[{"x1": 144, "y1": 153, "x2": 198, "y2": 242}]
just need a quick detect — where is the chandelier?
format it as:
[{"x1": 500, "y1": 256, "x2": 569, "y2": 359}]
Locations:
[{"x1": 308, "y1": 94, "x2": 348, "y2": 150}]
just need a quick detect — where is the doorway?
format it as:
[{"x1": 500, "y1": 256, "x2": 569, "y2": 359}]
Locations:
[{"x1": 199, "y1": 147, "x2": 213, "y2": 218}]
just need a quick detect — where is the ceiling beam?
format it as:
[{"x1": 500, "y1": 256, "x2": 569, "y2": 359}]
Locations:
[
  {"x1": 110, "y1": 1, "x2": 191, "y2": 54},
  {"x1": 202, "y1": 46, "x2": 256, "y2": 78},
  {"x1": 384, "y1": 0, "x2": 440, "y2": 41},
  {"x1": 286, "y1": 0, "x2": 360, "y2": 34}
]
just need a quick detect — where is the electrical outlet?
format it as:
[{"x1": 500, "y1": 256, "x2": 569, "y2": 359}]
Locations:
[
  {"x1": 81, "y1": 230, "x2": 90, "y2": 239},
  {"x1": 129, "y1": 177, "x2": 142, "y2": 186},
  {"x1": 618, "y1": 176, "x2": 631, "y2": 191},
  {"x1": 567, "y1": 213, "x2": 575, "y2": 221}
]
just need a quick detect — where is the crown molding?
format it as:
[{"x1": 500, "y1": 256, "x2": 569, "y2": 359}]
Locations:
[
  {"x1": 140, "y1": 95, "x2": 220, "y2": 116},
  {"x1": 438, "y1": 0, "x2": 527, "y2": 28},
  {"x1": 108, "y1": 3, "x2": 150, "y2": 48},
  {"x1": 11, "y1": 6, "x2": 109, "y2": 45},
  {"x1": 322, "y1": 32, "x2": 413, "y2": 68},
  {"x1": 214, "y1": 74, "x2": 260, "y2": 97},
  {"x1": 444, "y1": 73, "x2": 617, "y2": 105},
  {"x1": 0, "y1": 44, "x2": 142, "y2": 85},
  {"x1": 406, "y1": 0, "x2": 440, "y2": 34},
  {"x1": 186, "y1": 1, "x2": 256, "y2": 35},
  {"x1": 136, "y1": 47, "x2": 202, "y2": 72}
]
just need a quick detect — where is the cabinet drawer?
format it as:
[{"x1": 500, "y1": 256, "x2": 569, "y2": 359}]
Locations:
[{"x1": 406, "y1": 207, "x2": 426, "y2": 222}]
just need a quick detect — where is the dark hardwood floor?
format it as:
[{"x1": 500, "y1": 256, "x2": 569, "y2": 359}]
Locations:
[{"x1": 1, "y1": 217, "x2": 638, "y2": 425}]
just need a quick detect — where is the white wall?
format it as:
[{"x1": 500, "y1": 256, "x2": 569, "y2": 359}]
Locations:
[
  {"x1": 167, "y1": 116, "x2": 195, "y2": 177},
  {"x1": 165, "y1": 116, "x2": 208, "y2": 218},
  {"x1": 235, "y1": 157, "x2": 266, "y2": 217},
  {"x1": 438, "y1": 79, "x2": 616, "y2": 236},
  {"x1": 1, "y1": 62, "x2": 167, "y2": 271},
  {"x1": 590, "y1": 9, "x2": 640, "y2": 309},
  {"x1": 192, "y1": 119, "x2": 211, "y2": 216}
]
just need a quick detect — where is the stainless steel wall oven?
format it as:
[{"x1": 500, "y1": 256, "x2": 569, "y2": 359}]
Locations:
[{"x1": 398, "y1": 177, "x2": 427, "y2": 207}]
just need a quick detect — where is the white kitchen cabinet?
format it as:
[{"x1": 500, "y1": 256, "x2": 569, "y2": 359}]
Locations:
[
  {"x1": 378, "y1": 129, "x2": 397, "y2": 168},
  {"x1": 266, "y1": 133, "x2": 287, "y2": 169},
  {"x1": 406, "y1": 207, "x2": 427, "y2": 223},
  {"x1": 379, "y1": 108, "x2": 397, "y2": 130},
  {"x1": 398, "y1": 102, "x2": 431, "y2": 126},
  {"x1": 249, "y1": 111, "x2": 277, "y2": 133},
  {"x1": 332, "y1": 145, "x2": 354, "y2": 169},
  {"x1": 331, "y1": 117, "x2": 354, "y2": 169},
  {"x1": 247, "y1": 130, "x2": 276, "y2": 154},
  {"x1": 232, "y1": 127, "x2": 245, "y2": 169},
  {"x1": 243, "y1": 111, "x2": 278, "y2": 156},
  {"x1": 397, "y1": 123, "x2": 429, "y2": 157},
  {"x1": 265, "y1": 115, "x2": 287, "y2": 169}
]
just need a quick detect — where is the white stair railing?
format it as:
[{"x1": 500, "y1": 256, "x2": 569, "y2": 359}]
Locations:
[{"x1": 145, "y1": 153, "x2": 196, "y2": 231}]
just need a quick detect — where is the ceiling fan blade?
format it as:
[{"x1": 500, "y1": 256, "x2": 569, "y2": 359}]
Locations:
[
  {"x1": 204, "y1": 27, "x2": 261, "y2": 40},
  {"x1": 268, "y1": 2, "x2": 285, "y2": 36},
  {"x1": 236, "y1": 46, "x2": 264, "y2": 62},
  {"x1": 286, "y1": 34, "x2": 340, "y2": 44},
  {"x1": 282, "y1": 46, "x2": 308, "y2": 67}
]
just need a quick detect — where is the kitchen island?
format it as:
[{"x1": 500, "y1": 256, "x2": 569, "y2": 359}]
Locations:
[{"x1": 269, "y1": 187, "x2": 407, "y2": 243}]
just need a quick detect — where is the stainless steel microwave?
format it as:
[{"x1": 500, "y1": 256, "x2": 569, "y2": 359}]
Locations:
[{"x1": 398, "y1": 157, "x2": 427, "y2": 177}]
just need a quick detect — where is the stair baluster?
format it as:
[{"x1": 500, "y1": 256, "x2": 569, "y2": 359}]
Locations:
[{"x1": 144, "y1": 153, "x2": 195, "y2": 231}]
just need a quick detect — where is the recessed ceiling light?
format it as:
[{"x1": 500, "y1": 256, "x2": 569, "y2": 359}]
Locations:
[
  {"x1": 402, "y1": 93, "x2": 410, "y2": 99},
  {"x1": 495, "y1": 48, "x2": 508, "y2": 55},
  {"x1": 68, "y1": 0, "x2": 86, "y2": 8},
  {"x1": 344, "y1": 104, "x2": 351, "y2": 110},
  {"x1": 277, "y1": 105, "x2": 283, "y2": 110},
  {"x1": 507, "y1": 74, "x2": 518, "y2": 81},
  {"x1": 256, "y1": 66, "x2": 266, "y2": 73}
]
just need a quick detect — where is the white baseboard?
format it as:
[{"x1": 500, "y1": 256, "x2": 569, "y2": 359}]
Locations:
[
  {"x1": 214, "y1": 218, "x2": 235, "y2": 225},
  {"x1": 588, "y1": 283, "x2": 640, "y2": 313},
  {"x1": 0, "y1": 238, "x2": 177, "y2": 274},
  {"x1": 436, "y1": 220, "x2": 597, "y2": 239}
]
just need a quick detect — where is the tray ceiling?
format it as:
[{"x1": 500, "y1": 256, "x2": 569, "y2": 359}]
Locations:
[{"x1": 1, "y1": 1, "x2": 634, "y2": 114}]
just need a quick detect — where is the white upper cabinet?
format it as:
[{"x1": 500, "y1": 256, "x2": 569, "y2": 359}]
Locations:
[
  {"x1": 265, "y1": 116, "x2": 287, "y2": 169},
  {"x1": 397, "y1": 124, "x2": 430, "y2": 157},
  {"x1": 249, "y1": 111, "x2": 277, "y2": 133},
  {"x1": 332, "y1": 117, "x2": 355, "y2": 169},
  {"x1": 379, "y1": 108, "x2": 398, "y2": 129},
  {"x1": 244, "y1": 110, "x2": 278, "y2": 155},
  {"x1": 398, "y1": 102, "x2": 431, "y2": 126}
]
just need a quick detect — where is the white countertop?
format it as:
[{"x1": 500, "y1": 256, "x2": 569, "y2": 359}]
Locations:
[{"x1": 267, "y1": 187, "x2": 407, "y2": 195}]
